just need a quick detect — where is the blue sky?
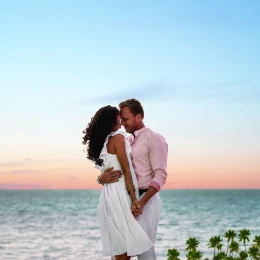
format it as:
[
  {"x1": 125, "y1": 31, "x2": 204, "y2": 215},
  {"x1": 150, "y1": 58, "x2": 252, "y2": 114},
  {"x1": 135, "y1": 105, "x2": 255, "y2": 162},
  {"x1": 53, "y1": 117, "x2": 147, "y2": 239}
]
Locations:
[{"x1": 0, "y1": 1, "x2": 259, "y2": 189}]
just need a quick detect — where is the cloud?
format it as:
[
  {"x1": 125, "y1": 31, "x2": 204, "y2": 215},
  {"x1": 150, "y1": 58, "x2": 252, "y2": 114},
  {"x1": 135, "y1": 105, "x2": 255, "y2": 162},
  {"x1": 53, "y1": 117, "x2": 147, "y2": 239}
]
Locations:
[
  {"x1": 0, "y1": 158, "x2": 36, "y2": 167},
  {"x1": 198, "y1": 77, "x2": 259, "y2": 99},
  {"x1": 46, "y1": 168, "x2": 72, "y2": 171},
  {"x1": 0, "y1": 158, "x2": 33, "y2": 166},
  {"x1": 0, "y1": 182, "x2": 47, "y2": 189},
  {"x1": 76, "y1": 77, "x2": 259, "y2": 106},
  {"x1": 168, "y1": 77, "x2": 259, "y2": 102},
  {"x1": 0, "y1": 158, "x2": 73, "y2": 168},
  {"x1": 0, "y1": 162, "x2": 26, "y2": 167},
  {"x1": 0, "y1": 169, "x2": 42, "y2": 175},
  {"x1": 0, "y1": 165, "x2": 73, "y2": 176},
  {"x1": 76, "y1": 79, "x2": 173, "y2": 106},
  {"x1": 67, "y1": 175, "x2": 81, "y2": 181},
  {"x1": 11, "y1": 169, "x2": 36, "y2": 174}
]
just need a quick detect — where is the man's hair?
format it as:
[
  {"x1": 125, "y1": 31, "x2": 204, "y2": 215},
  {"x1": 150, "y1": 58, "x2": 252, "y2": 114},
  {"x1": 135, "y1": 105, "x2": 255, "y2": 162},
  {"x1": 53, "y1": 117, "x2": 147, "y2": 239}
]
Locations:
[{"x1": 119, "y1": 98, "x2": 144, "y2": 119}]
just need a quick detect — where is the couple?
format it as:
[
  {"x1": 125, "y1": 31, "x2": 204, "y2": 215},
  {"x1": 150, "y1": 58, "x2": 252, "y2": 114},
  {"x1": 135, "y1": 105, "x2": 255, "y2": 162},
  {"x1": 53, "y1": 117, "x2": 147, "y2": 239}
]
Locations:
[{"x1": 82, "y1": 99, "x2": 168, "y2": 259}]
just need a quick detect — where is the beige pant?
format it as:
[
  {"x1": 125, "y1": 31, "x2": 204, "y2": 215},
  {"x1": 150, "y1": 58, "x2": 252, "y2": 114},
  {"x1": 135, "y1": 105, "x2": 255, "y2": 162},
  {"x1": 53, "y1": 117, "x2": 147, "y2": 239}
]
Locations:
[{"x1": 136, "y1": 192, "x2": 161, "y2": 260}]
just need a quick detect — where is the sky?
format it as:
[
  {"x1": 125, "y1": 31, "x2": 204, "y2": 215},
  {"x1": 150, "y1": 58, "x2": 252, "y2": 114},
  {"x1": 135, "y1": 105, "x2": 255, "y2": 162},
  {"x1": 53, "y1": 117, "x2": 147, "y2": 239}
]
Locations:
[{"x1": 0, "y1": 0, "x2": 259, "y2": 189}]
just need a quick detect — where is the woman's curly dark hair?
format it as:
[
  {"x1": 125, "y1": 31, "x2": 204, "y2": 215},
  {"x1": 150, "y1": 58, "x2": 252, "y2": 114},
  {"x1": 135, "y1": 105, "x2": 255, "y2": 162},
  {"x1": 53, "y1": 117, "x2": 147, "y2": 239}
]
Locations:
[{"x1": 82, "y1": 105, "x2": 120, "y2": 166}]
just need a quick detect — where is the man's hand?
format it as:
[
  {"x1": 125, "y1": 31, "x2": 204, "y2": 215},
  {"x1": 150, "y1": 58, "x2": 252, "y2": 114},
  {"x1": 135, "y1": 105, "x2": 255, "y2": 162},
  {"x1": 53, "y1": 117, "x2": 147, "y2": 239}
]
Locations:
[
  {"x1": 131, "y1": 200, "x2": 145, "y2": 218},
  {"x1": 99, "y1": 167, "x2": 122, "y2": 184},
  {"x1": 131, "y1": 186, "x2": 158, "y2": 217},
  {"x1": 131, "y1": 199, "x2": 141, "y2": 213}
]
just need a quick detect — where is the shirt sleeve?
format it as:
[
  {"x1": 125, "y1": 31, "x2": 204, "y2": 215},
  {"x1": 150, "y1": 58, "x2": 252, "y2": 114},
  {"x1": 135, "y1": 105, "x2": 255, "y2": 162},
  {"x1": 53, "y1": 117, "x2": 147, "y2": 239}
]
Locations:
[{"x1": 149, "y1": 133, "x2": 168, "y2": 191}]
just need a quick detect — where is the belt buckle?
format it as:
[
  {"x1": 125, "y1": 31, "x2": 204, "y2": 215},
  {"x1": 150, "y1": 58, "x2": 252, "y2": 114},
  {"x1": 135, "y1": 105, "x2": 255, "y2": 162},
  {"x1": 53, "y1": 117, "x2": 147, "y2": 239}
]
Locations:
[{"x1": 139, "y1": 188, "x2": 148, "y2": 196}]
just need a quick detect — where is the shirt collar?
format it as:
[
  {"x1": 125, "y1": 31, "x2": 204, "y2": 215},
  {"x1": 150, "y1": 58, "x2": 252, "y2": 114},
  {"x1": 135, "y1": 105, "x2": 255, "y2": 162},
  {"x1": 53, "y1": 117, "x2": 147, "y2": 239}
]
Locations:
[
  {"x1": 127, "y1": 127, "x2": 147, "y2": 144},
  {"x1": 134, "y1": 126, "x2": 146, "y2": 136},
  {"x1": 133, "y1": 126, "x2": 146, "y2": 137}
]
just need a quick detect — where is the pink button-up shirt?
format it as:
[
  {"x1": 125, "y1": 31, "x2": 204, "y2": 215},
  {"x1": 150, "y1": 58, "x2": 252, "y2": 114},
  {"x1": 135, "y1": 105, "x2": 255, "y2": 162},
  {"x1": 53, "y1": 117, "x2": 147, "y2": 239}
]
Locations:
[{"x1": 128, "y1": 127, "x2": 168, "y2": 191}]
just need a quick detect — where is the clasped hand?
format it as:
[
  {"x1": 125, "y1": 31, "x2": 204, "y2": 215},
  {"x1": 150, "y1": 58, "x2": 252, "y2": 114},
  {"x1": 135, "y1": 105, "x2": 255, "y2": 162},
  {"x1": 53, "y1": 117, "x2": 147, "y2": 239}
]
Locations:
[{"x1": 131, "y1": 199, "x2": 143, "y2": 218}]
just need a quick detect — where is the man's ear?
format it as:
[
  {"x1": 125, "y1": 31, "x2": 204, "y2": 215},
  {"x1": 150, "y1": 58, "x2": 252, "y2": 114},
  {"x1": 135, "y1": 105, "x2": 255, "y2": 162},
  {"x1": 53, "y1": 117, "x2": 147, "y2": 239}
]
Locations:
[{"x1": 136, "y1": 114, "x2": 142, "y2": 121}]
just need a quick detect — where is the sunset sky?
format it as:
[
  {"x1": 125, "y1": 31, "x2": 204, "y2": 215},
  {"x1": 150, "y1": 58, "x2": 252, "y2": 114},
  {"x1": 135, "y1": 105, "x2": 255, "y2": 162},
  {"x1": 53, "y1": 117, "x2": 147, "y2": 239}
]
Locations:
[{"x1": 1, "y1": 1, "x2": 259, "y2": 189}]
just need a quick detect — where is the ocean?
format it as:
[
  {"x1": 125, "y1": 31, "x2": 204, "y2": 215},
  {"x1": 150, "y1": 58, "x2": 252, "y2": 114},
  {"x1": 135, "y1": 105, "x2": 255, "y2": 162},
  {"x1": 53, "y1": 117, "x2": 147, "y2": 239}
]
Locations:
[{"x1": 0, "y1": 190, "x2": 259, "y2": 260}]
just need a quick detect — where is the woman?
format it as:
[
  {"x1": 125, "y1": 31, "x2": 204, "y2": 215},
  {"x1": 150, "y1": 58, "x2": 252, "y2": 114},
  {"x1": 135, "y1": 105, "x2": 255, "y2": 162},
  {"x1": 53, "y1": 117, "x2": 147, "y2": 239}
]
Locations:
[{"x1": 82, "y1": 105, "x2": 153, "y2": 260}]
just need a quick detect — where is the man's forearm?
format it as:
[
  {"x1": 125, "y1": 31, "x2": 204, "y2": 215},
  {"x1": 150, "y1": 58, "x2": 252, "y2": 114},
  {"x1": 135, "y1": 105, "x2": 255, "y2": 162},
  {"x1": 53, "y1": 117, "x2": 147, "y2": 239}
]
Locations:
[
  {"x1": 139, "y1": 186, "x2": 158, "y2": 205},
  {"x1": 98, "y1": 168, "x2": 122, "y2": 184}
]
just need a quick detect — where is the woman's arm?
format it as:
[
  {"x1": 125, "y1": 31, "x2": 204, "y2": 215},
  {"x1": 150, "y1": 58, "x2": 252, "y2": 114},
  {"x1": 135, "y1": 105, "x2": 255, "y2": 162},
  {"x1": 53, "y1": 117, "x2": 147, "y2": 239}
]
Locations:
[{"x1": 112, "y1": 134, "x2": 137, "y2": 202}]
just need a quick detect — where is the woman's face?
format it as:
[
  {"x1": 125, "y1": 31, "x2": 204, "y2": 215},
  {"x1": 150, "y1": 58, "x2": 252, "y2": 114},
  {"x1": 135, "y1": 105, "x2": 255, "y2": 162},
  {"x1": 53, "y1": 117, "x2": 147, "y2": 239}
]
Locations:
[{"x1": 114, "y1": 114, "x2": 121, "y2": 131}]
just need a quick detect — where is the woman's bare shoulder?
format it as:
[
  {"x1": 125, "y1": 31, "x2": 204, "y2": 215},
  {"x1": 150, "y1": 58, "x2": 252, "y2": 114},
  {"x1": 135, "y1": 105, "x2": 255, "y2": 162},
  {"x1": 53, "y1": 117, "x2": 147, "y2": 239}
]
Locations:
[{"x1": 109, "y1": 133, "x2": 125, "y2": 145}]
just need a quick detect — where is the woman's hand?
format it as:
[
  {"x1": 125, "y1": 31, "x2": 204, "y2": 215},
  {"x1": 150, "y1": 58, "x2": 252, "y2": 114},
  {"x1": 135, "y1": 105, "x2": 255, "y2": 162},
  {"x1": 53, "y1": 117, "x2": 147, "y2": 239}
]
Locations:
[
  {"x1": 131, "y1": 199, "x2": 140, "y2": 209},
  {"x1": 131, "y1": 199, "x2": 142, "y2": 218}
]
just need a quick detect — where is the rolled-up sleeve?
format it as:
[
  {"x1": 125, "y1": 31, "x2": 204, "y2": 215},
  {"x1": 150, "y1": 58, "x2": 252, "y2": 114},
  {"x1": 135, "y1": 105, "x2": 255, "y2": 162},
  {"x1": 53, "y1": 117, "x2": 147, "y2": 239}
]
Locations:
[{"x1": 149, "y1": 134, "x2": 168, "y2": 191}]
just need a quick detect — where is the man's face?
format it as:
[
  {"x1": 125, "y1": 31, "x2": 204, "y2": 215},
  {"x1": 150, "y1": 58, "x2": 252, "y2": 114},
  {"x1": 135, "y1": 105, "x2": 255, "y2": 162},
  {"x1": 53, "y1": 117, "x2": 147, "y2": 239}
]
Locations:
[{"x1": 120, "y1": 106, "x2": 138, "y2": 134}]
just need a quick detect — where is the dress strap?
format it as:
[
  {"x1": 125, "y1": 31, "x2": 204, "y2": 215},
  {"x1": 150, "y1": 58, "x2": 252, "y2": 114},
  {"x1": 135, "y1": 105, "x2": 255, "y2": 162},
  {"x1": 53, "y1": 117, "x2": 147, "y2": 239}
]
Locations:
[
  {"x1": 111, "y1": 129, "x2": 126, "y2": 137},
  {"x1": 111, "y1": 129, "x2": 131, "y2": 153},
  {"x1": 94, "y1": 129, "x2": 130, "y2": 171}
]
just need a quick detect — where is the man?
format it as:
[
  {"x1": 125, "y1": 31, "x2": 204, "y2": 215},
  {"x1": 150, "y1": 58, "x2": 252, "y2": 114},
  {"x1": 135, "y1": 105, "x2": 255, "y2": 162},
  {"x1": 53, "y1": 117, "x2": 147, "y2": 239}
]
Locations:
[{"x1": 98, "y1": 98, "x2": 168, "y2": 260}]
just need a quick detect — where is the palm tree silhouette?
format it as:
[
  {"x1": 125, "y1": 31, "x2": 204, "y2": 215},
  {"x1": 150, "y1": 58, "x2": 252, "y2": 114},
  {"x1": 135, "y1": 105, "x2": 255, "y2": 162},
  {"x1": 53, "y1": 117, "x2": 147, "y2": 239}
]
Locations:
[
  {"x1": 239, "y1": 251, "x2": 248, "y2": 260},
  {"x1": 186, "y1": 238, "x2": 199, "y2": 252},
  {"x1": 229, "y1": 240, "x2": 239, "y2": 257},
  {"x1": 253, "y1": 235, "x2": 260, "y2": 247},
  {"x1": 248, "y1": 246, "x2": 259, "y2": 260},
  {"x1": 208, "y1": 236, "x2": 223, "y2": 259},
  {"x1": 167, "y1": 248, "x2": 181, "y2": 260},
  {"x1": 238, "y1": 229, "x2": 251, "y2": 252},
  {"x1": 186, "y1": 250, "x2": 202, "y2": 260},
  {"x1": 226, "y1": 256, "x2": 236, "y2": 260},
  {"x1": 225, "y1": 230, "x2": 237, "y2": 254},
  {"x1": 214, "y1": 251, "x2": 227, "y2": 260}
]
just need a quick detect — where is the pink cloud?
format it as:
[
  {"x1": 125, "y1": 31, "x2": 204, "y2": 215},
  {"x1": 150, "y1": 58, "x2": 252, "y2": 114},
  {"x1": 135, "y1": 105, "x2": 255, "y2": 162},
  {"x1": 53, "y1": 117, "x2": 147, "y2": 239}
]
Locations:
[{"x1": 0, "y1": 182, "x2": 47, "y2": 190}]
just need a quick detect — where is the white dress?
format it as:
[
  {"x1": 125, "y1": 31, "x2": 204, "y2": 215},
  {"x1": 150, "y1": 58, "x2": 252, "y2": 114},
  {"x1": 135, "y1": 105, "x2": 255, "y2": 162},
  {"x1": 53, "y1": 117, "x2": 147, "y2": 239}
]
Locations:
[{"x1": 95, "y1": 129, "x2": 153, "y2": 257}]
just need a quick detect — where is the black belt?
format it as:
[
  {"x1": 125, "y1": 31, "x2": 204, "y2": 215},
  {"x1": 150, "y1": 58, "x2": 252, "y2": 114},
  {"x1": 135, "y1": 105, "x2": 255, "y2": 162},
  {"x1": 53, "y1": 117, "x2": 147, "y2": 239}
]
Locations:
[{"x1": 139, "y1": 189, "x2": 148, "y2": 196}]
